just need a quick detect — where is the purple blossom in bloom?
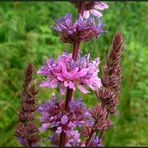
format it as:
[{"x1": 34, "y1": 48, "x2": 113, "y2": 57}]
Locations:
[
  {"x1": 84, "y1": 2, "x2": 109, "y2": 18},
  {"x1": 38, "y1": 96, "x2": 90, "y2": 134},
  {"x1": 65, "y1": 130, "x2": 85, "y2": 147},
  {"x1": 89, "y1": 135, "x2": 103, "y2": 147},
  {"x1": 17, "y1": 137, "x2": 39, "y2": 147},
  {"x1": 48, "y1": 133, "x2": 60, "y2": 146},
  {"x1": 61, "y1": 115, "x2": 68, "y2": 125},
  {"x1": 17, "y1": 137, "x2": 28, "y2": 146},
  {"x1": 65, "y1": 131, "x2": 103, "y2": 147},
  {"x1": 49, "y1": 130, "x2": 85, "y2": 147},
  {"x1": 38, "y1": 52, "x2": 101, "y2": 95},
  {"x1": 51, "y1": 13, "x2": 105, "y2": 43}
]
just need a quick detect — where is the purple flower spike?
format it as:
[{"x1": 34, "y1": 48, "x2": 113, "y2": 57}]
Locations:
[
  {"x1": 38, "y1": 96, "x2": 91, "y2": 135},
  {"x1": 38, "y1": 52, "x2": 101, "y2": 95},
  {"x1": 51, "y1": 13, "x2": 105, "y2": 43}
]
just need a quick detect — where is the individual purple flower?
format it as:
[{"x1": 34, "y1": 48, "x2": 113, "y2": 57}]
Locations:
[
  {"x1": 17, "y1": 137, "x2": 28, "y2": 146},
  {"x1": 51, "y1": 13, "x2": 105, "y2": 43},
  {"x1": 48, "y1": 132, "x2": 60, "y2": 146},
  {"x1": 83, "y1": 2, "x2": 109, "y2": 18},
  {"x1": 65, "y1": 130, "x2": 85, "y2": 147},
  {"x1": 61, "y1": 115, "x2": 68, "y2": 125},
  {"x1": 38, "y1": 52, "x2": 101, "y2": 95},
  {"x1": 38, "y1": 96, "x2": 90, "y2": 135},
  {"x1": 89, "y1": 135, "x2": 103, "y2": 147},
  {"x1": 65, "y1": 130, "x2": 103, "y2": 147},
  {"x1": 49, "y1": 130, "x2": 85, "y2": 147}
]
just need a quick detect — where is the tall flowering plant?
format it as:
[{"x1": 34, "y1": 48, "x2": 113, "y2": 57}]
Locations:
[{"x1": 15, "y1": 1, "x2": 124, "y2": 147}]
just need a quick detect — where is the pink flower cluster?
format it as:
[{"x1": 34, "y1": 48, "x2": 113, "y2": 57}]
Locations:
[{"x1": 38, "y1": 52, "x2": 101, "y2": 95}]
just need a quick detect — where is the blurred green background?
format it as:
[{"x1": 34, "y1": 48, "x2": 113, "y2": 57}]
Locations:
[{"x1": 0, "y1": 2, "x2": 148, "y2": 146}]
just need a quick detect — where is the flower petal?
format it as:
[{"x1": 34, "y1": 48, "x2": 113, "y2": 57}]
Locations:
[
  {"x1": 74, "y1": 69, "x2": 88, "y2": 79},
  {"x1": 91, "y1": 9, "x2": 102, "y2": 17},
  {"x1": 78, "y1": 84, "x2": 89, "y2": 94},
  {"x1": 68, "y1": 81, "x2": 75, "y2": 89},
  {"x1": 55, "y1": 126, "x2": 62, "y2": 134},
  {"x1": 61, "y1": 115, "x2": 68, "y2": 125},
  {"x1": 64, "y1": 81, "x2": 69, "y2": 87},
  {"x1": 83, "y1": 10, "x2": 90, "y2": 19},
  {"x1": 94, "y1": 2, "x2": 109, "y2": 10},
  {"x1": 60, "y1": 85, "x2": 66, "y2": 95},
  {"x1": 39, "y1": 123, "x2": 50, "y2": 132}
]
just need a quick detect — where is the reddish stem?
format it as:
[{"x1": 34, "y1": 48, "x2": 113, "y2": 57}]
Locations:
[
  {"x1": 85, "y1": 121, "x2": 105, "y2": 146},
  {"x1": 99, "y1": 112, "x2": 109, "y2": 140},
  {"x1": 72, "y1": 41, "x2": 80, "y2": 61},
  {"x1": 85, "y1": 120, "x2": 98, "y2": 147},
  {"x1": 59, "y1": 131, "x2": 66, "y2": 147},
  {"x1": 59, "y1": 41, "x2": 80, "y2": 147},
  {"x1": 85, "y1": 129, "x2": 95, "y2": 147},
  {"x1": 78, "y1": 0, "x2": 86, "y2": 17},
  {"x1": 59, "y1": 0, "x2": 85, "y2": 146}
]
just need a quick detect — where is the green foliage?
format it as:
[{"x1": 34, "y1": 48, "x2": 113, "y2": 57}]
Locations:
[{"x1": 0, "y1": 2, "x2": 147, "y2": 146}]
